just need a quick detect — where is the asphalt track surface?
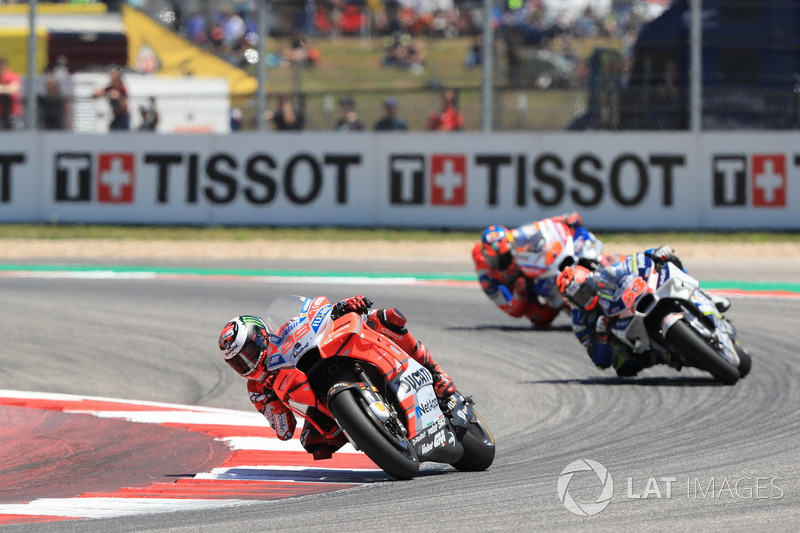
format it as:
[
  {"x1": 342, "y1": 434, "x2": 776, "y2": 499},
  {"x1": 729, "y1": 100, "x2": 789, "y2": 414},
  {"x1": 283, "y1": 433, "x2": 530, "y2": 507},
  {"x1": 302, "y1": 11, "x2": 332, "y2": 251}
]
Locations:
[{"x1": 1, "y1": 256, "x2": 800, "y2": 532}]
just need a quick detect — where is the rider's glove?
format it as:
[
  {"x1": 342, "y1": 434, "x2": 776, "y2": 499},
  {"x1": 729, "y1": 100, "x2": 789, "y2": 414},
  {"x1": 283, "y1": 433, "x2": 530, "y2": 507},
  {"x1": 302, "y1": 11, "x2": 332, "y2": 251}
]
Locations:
[
  {"x1": 647, "y1": 245, "x2": 674, "y2": 263},
  {"x1": 560, "y1": 211, "x2": 583, "y2": 230},
  {"x1": 646, "y1": 245, "x2": 684, "y2": 271},
  {"x1": 265, "y1": 400, "x2": 296, "y2": 440},
  {"x1": 331, "y1": 295, "x2": 373, "y2": 319}
]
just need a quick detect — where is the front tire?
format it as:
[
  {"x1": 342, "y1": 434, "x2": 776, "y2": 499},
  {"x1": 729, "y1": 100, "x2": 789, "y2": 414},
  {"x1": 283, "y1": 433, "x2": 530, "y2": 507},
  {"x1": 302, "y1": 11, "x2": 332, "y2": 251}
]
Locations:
[
  {"x1": 328, "y1": 389, "x2": 419, "y2": 480},
  {"x1": 666, "y1": 320, "x2": 740, "y2": 385},
  {"x1": 736, "y1": 344, "x2": 752, "y2": 378},
  {"x1": 451, "y1": 409, "x2": 495, "y2": 472}
]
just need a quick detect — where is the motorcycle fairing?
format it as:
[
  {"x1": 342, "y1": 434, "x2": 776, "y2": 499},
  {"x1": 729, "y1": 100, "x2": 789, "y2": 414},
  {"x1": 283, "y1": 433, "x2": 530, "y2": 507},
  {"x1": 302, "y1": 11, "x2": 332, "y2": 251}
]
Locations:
[
  {"x1": 408, "y1": 414, "x2": 463, "y2": 463},
  {"x1": 516, "y1": 218, "x2": 575, "y2": 279},
  {"x1": 266, "y1": 296, "x2": 333, "y2": 370},
  {"x1": 573, "y1": 226, "x2": 605, "y2": 260},
  {"x1": 266, "y1": 295, "x2": 466, "y2": 464}
]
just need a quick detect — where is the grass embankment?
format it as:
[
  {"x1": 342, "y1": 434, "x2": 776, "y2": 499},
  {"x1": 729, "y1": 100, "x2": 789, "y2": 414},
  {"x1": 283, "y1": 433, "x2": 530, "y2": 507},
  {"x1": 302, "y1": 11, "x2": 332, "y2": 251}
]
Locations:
[
  {"x1": 242, "y1": 35, "x2": 621, "y2": 130},
  {"x1": 0, "y1": 225, "x2": 797, "y2": 245}
]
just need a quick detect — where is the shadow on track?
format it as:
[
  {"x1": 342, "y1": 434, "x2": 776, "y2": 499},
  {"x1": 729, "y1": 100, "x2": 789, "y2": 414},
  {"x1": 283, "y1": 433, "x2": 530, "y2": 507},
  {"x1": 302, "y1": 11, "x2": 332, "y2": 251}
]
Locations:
[
  {"x1": 525, "y1": 375, "x2": 723, "y2": 387},
  {"x1": 212, "y1": 465, "x2": 453, "y2": 484},
  {"x1": 446, "y1": 324, "x2": 573, "y2": 333}
]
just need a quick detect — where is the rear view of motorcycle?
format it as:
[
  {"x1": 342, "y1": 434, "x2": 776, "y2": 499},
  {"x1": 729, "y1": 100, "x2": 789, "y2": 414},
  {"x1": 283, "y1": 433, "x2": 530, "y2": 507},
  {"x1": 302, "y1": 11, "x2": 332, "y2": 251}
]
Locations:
[
  {"x1": 265, "y1": 295, "x2": 495, "y2": 480},
  {"x1": 515, "y1": 218, "x2": 613, "y2": 312},
  {"x1": 603, "y1": 256, "x2": 751, "y2": 385}
]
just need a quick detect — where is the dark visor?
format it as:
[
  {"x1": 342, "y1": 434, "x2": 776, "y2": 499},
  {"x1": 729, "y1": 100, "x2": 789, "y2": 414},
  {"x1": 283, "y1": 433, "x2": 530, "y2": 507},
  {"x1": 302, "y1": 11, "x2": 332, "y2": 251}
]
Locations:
[
  {"x1": 487, "y1": 250, "x2": 514, "y2": 271},
  {"x1": 226, "y1": 337, "x2": 264, "y2": 377}
]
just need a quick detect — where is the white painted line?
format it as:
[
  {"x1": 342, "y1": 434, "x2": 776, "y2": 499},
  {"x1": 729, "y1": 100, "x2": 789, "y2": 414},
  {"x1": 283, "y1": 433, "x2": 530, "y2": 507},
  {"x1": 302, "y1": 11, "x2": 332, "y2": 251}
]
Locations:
[
  {"x1": 0, "y1": 498, "x2": 258, "y2": 518},
  {"x1": 72, "y1": 410, "x2": 266, "y2": 426},
  {"x1": 222, "y1": 436, "x2": 360, "y2": 454}
]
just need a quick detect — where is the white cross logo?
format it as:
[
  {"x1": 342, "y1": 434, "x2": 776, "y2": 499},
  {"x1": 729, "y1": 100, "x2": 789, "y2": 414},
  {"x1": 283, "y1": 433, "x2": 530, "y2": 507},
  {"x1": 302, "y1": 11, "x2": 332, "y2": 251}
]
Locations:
[
  {"x1": 433, "y1": 158, "x2": 462, "y2": 202},
  {"x1": 753, "y1": 158, "x2": 783, "y2": 204},
  {"x1": 100, "y1": 157, "x2": 132, "y2": 199}
]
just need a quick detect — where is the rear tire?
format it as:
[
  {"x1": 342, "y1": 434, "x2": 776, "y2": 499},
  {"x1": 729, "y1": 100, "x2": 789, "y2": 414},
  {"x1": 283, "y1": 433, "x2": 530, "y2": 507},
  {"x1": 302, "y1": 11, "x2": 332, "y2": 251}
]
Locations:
[
  {"x1": 666, "y1": 320, "x2": 740, "y2": 385},
  {"x1": 451, "y1": 410, "x2": 495, "y2": 472},
  {"x1": 328, "y1": 389, "x2": 419, "y2": 480}
]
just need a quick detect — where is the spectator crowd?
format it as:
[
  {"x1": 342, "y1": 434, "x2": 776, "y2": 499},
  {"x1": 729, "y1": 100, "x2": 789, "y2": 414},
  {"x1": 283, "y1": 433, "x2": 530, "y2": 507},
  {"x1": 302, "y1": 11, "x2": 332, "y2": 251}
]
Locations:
[{"x1": 0, "y1": 1, "x2": 663, "y2": 133}]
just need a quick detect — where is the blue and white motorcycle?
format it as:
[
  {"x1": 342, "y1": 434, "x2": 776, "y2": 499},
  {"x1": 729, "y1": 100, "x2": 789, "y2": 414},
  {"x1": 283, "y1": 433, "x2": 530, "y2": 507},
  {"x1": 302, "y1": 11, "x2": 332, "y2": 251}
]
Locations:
[{"x1": 600, "y1": 255, "x2": 751, "y2": 385}]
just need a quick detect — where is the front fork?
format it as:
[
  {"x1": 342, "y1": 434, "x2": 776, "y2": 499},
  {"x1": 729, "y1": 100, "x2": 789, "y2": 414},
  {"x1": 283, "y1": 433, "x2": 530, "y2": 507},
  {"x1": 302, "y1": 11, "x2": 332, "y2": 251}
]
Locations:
[
  {"x1": 661, "y1": 303, "x2": 739, "y2": 367},
  {"x1": 327, "y1": 363, "x2": 407, "y2": 439}
]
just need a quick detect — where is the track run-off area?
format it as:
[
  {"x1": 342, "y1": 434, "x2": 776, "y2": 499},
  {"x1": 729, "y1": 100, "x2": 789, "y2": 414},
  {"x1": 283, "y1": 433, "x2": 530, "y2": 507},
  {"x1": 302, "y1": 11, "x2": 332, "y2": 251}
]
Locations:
[
  {"x1": 1, "y1": 257, "x2": 799, "y2": 532},
  {"x1": 0, "y1": 389, "x2": 383, "y2": 526}
]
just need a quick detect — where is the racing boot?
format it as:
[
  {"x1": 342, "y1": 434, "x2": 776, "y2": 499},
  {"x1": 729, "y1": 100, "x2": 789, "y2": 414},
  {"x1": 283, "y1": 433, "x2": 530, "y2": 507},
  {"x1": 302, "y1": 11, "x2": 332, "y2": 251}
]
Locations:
[
  {"x1": 525, "y1": 303, "x2": 561, "y2": 330},
  {"x1": 367, "y1": 308, "x2": 456, "y2": 400},
  {"x1": 653, "y1": 347, "x2": 683, "y2": 371},
  {"x1": 710, "y1": 294, "x2": 731, "y2": 313},
  {"x1": 700, "y1": 289, "x2": 730, "y2": 313},
  {"x1": 300, "y1": 407, "x2": 349, "y2": 460},
  {"x1": 665, "y1": 352, "x2": 683, "y2": 371},
  {"x1": 412, "y1": 341, "x2": 457, "y2": 401}
]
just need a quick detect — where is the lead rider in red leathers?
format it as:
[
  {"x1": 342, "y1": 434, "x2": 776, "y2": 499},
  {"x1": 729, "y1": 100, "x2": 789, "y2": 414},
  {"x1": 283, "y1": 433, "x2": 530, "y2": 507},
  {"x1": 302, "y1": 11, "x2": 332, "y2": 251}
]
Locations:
[{"x1": 218, "y1": 296, "x2": 457, "y2": 460}]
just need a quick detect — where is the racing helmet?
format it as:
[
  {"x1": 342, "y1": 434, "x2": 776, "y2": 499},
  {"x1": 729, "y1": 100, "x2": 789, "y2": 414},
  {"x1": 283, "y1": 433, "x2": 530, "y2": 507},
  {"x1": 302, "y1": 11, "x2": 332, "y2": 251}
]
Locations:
[
  {"x1": 218, "y1": 315, "x2": 271, "y2": 381},
  {"x1": 480, "y1": 225, "x2": 516, "y2": 271},
  {"x1": 556, "y1": 265, "x2": 599, "y2": 311}
]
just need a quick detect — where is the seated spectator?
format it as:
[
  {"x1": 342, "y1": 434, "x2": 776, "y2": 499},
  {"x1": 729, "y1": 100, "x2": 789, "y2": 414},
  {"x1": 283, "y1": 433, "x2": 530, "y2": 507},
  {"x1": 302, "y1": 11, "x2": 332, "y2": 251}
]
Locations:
[
  {"x1": 382, "y1": 32, "x2": 424, "y2": 74},
  {"x1": 465, "y1": 34, "x2": 483, "y2": 68},
  {"x1": 218, "y1": 5, "x2": 246, "y2": 48},
  {"x1": 183, "y1": 12, "x2": 208, "y2": 45},
  {"x1": 285, "y1": 31, "x2": 320, "y2": 67}
]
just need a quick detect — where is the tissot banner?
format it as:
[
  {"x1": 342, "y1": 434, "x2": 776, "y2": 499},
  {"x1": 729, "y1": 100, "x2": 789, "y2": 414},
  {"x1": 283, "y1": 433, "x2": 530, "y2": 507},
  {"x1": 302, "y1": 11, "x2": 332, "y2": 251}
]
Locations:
[{"x1": 1, "y1": 132, "x2": 797, "y2": 230}]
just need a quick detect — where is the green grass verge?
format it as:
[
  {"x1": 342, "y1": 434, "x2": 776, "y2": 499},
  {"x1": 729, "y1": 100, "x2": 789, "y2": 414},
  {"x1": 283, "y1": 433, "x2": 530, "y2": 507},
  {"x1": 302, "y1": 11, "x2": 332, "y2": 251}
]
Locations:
[{"x1": 0, "y1": 224, "x2": 797, "y2": 244}]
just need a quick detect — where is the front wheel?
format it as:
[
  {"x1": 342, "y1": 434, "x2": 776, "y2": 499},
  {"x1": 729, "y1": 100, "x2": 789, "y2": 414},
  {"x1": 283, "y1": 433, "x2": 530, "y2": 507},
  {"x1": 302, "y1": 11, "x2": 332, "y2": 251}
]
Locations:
[
  {"x1": 328, "y1": 389, "x2": 419, "y2": 480},
  {"x1": 451, "y1": 409, "x2": 495, "y2": 472},
  {"x1": 736, "y1": 344, "x2": 752, "y2": 378},
  {"x1": 666, "y1": 320, "x2": 740, "y2": 385}
]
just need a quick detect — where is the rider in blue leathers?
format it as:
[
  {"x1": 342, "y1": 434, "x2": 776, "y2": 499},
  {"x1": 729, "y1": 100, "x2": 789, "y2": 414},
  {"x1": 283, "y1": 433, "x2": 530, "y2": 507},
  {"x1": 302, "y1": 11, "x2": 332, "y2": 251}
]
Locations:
[{"x1": 556, "y1": 246, "x2": 731, "y2": 377}]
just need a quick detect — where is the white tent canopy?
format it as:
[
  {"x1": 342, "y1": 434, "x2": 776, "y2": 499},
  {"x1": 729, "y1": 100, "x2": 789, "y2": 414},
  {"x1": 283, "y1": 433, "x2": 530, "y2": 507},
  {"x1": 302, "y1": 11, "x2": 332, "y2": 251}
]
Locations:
[{"x1": 397, "y1": 0, "x2": 455, "y2": 13}]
